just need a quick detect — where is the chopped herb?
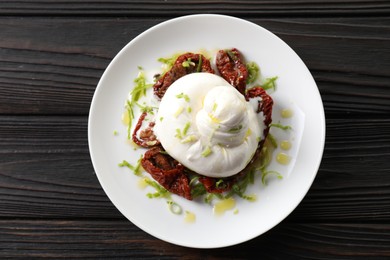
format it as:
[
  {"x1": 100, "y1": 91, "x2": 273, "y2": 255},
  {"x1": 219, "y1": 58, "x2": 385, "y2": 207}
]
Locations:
[
  {"x1": 270, "y1": 123, "x2": 292, "y2": 131},
  {"x1": 113, "y1": 130, "x2": 118, "y2": 136},
  {"x1": 175, "y1": 122, "x2": 190, "y2": 140},
  {"x1": 246, "y1": 62, "x2": 260, "y2": 84},
  {"x1": 187, "y1": 106, "x2": 192, "y2": 113},
  {"x1": 267, "y1": 133, "x2": 278, "y2": 148},
  {"x1": 180, "y1": 135, "x2": 198, "y2": 144},
  {"x1": 182, "y1": 58, "x2": 195, "y2": 68},
  {"x1": 229, "y1": 184, "x2": 256, "y2": 201},
  {"x1": 137, "y1": 65, "x2": 143, "y2": 70},
  {"x1": 145, "y1": 178, "x2": 170, "y2": 198},
  {"x1": 228, "y1": 124, "x2": 243, "y2": 133},
  {"x1": 158, "y1": 57, "x2": 175, "y2": 66},
  {"x1": 174, "y1": 106, "x2": 184, "y2": 118},
  {"x1": 196, "y1": 54, "x2": 203, "y2": 72},
  {"x1": 189, "y1": 176, "x2": 199, "y2": 186},
  {"x1": 261, "y1": 170, "x2": 283, "y2": 185},
  {"x1": 176, "y1": 93, "x2": 190, "y2": 102},
  {"x1": 175, "y1": 128, "x2": 183, "y2": 140},
  {"x1": 159, "y1": 117, "x2": 164, "y2": 122},
  {"x1": 204, "y1": 193, "x2": 223, "y2": 204},
  {"x1": 215, "y1": 179, "x2": 224, "y2": 188},
  {"x1": 167, "y1": 201, "x2": 182, "y2": 214},
  {"x1": 125, "y1": 101, "x2": 134, "y2": 139},
  {"x1": 212, "y1": 102, "x2": 218, "y2": 112},
  {"x1": 132, "y1": 71, "x2": 152, "y2": 102},
  {"x1": 135, "y1": 102, "x2": 157, "y2": 114},
  {"x1": 257, "y1": 147, "x2": 271, "y2": 171},
  {"x1": 183, "y1": 122, "x2": 191, "y2": 136},
  {"x1": 262, "y1": 76, "x2": 278, "y2": 91},
  {"x1": 244, "y1": 128, "x2": 252, "y2": 140},
  {"x1": 125, "y1": 69, "x2": 153, "y2": 137},
  {"x1": 225, "y1": 168, "x2": 256, "y2": 201},
  {"x1": 201, "y1": 146, "x2": 212, "y2": 157},
  {"x1": 118, "y1": 155, "x2": 143, "y2": 176},
  {"x1": 158, "y1": 53, "x2": 180, "y2": 72},
  {"x1": 191, "y1": 183, "x2": 207, "y2": 198},
  {"x1": 209, "y1": 113, "x2": 221, "y2": 124},
  {"x1": 118, "y1": 160, "x2": 132, "y2": 168},
  {"x1": 226, "y1": 50, "x2": 238, "y2": 62}
]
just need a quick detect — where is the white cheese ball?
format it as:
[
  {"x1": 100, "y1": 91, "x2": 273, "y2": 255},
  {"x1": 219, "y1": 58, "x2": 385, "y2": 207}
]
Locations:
[{"x1": 154, "y1": 73, "x2": 264, "y2": 178}]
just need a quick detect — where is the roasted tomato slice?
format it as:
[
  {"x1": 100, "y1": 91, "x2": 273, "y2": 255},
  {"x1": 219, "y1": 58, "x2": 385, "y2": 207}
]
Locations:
[
  {"x1": 216, "y1": 48, "x2": 248, "y2": 95},
  {"x1": 153, "y1": 53, "x2": 214, "y2": 99},
  {"x1": 132, "y1": 112, "x2": 160, "y2": 148},
  {"x1": 141, "y1": 146, "x2": 192, "y2": 200}
]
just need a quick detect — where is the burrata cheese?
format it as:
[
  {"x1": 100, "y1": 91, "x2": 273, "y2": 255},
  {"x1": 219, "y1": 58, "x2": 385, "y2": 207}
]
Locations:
[{"x1": 154, "y1": 73, "x2": 264, "y2": 178}]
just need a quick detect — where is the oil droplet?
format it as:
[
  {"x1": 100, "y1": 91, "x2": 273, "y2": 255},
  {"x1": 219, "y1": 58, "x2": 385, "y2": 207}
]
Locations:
[
  {"x1": 126, "y1": 138, "x2": 138, "y2": 150},
  {"x1": 184, "y1": 211, "x2": 196, "y2": 223},
  {"x1": 213, "y1": 197, "x2": 236, "y2": 216},
  {"x1": 122, "y1": 110, "x2": 130, "y2": 125},
  {"x1": 280, "y1": 140, "x2": 292, "y2": 150},
  {"x1": 276, "y1": 152, "x2": 291, "y2": 165},
  {"x1": 138, "y1": 177, "x2": 148, "y2": 189},
  {"x1": 281, "y1": 109, "x2": 293, "y2": 118}
]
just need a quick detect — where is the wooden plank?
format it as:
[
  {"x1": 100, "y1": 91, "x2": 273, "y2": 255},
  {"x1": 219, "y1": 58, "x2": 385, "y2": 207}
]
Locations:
[
  {"x1": 0, "y1": 116, "x2": 389, "y2": 220},
  {"x1": 0, "y1": 155, "x2": 121, "y2": 219},
  {"x1": 0, "y1": 17, "x2": 389, "y2": 116},
  {"x1": 0, "y1": 0, "x2": 390, "y2": 16},
  {"x1": 0, "y1": 220, "x2": 389, "y2": 258}
]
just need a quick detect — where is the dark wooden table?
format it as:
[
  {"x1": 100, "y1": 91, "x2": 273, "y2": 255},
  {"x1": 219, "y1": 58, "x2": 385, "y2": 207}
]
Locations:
[{"x1": 1, "y1": 1, "x2": 390, "y2": 259}]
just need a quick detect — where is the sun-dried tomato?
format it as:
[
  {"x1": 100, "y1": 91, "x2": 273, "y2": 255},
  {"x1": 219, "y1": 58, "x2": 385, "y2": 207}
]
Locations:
[
  {"x1": 132, "y1": 112, "x2": 160, "y2": 148},
  {"x1": 141, "y1": 146, "x2": 192, "y2": 200},
  {"x1": 153, "y1": 53, "x2": 214, "y2": 99},
  {"x1": 198, "y1": 176, "x2": 237, "y2": 194},
  {"x1": 216, "y1": 48, "x2": 248, "y2": 95}
]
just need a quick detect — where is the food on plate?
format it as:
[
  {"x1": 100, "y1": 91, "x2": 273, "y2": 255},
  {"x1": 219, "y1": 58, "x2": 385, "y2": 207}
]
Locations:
[
  {"x1": 215, "y1": 48, "x2": 248, "y2": 95},
  {"x1": 127, "y1": 49, "x2": 275, "y2": 201},
  {"x1": 154, "y1": 73, "x2": 263, "y2": 178},
  {"x1": 153, "y1": 53, "x2": 214, "y2": 99}
]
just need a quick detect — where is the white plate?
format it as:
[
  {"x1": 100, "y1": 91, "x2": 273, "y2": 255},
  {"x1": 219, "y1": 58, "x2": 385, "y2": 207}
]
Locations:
[{"x1": 88, "y1": 14, "x2": 325, "y2": 248}]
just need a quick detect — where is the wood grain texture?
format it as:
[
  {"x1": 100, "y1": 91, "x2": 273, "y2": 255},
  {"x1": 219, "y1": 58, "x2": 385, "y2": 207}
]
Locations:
[
  {"x1": 0, "y1": 116, "x2": 389, "y2": 220},
  {"x1": 0, "y1": 220, "x2": 389, "y2": 259},
  {"x1": 0, "y1": 0, "x2": 390, "y2": 16},
  {"x1": 0, "y1": 17, "x2": 389, "y2": 116},
  {"x1": 1, "y1": 2, "x2": 390, "y2": 257}
]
